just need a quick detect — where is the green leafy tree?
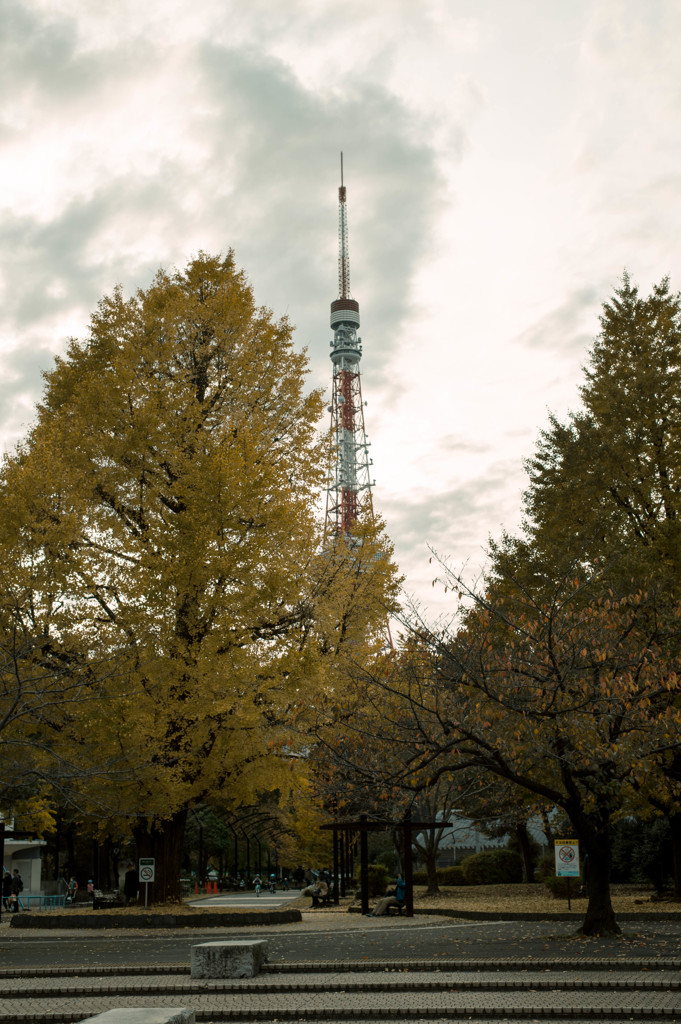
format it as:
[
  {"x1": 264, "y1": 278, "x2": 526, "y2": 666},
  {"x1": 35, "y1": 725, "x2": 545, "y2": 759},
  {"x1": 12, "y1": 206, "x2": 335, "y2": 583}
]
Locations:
[
  {"x1": 521, "y1": 274, "x2": 681, "y2": 893},
  {"x1": 525, "y1": 274, "x2": 681, "y2": 580},
  {"x1": 315, "y1": 276, "x2": 681, "y2": 934}
]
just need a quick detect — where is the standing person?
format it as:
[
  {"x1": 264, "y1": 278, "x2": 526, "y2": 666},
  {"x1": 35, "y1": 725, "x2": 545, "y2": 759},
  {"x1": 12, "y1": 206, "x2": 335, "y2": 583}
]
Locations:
[
  {"x1": 66, "y1": 876, "x2": 78, "y2": 903},
  {"x1": 2, "y1": 871, "x2": 12, "y2": 911},
  {"x1": 11, "y1": 869, "x2": 24, "y2": 912},
  {"x1": 87, "y1": 879, "x2": 95, "y2": 901},
  {"x1": 123, "y1": 863, "x2": 139, "y2": 905}
]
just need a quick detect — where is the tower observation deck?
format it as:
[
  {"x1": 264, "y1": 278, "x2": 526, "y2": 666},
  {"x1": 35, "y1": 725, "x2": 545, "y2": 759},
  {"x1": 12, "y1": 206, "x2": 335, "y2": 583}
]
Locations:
[{"x1": 324, "y1": 156, "x2": 374, "y2": 542}]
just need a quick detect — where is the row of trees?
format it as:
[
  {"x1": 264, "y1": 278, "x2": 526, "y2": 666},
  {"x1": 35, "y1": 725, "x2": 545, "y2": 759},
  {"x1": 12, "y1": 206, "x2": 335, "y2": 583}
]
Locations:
[
  {"x1": 4, "y1": 252, "x2": 679, "y2": 935},
  {"x1": 0, "y1": 252, "x2": 398, "y2": 898},
  {"x1": 312, "y1": 275, "x2": 681, "y2": 935}
]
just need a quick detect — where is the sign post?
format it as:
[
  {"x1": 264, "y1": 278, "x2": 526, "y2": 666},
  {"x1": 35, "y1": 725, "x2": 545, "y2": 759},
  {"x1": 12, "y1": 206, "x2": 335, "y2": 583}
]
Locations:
[
  {"x1": 138, "y1": 857, "x2": 155, "y2": 908},
  {"x1": 554, "y1": 840, "x2": 580, "y2": 910}
]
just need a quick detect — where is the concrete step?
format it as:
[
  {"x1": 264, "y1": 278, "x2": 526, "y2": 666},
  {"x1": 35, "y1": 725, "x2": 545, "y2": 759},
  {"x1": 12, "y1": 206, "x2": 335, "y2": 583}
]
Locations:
[
  {"x1": 1, "y1": 963, "x2": 680, "y2": 1023},
  {"x1": 4, "y1": 970, "x2": 681, "y2": 997},
  {"x1": 1, "y1": 957, "x2": 680, "y2": 977},
  {"x1": 1, "y1": 998, "x2": 680, "y2": 1023}
]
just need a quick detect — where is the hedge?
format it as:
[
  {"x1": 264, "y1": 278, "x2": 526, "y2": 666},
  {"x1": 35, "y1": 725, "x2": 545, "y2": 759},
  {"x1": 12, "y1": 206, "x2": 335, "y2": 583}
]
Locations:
[
  {"x1": 460, "y1": 849, "x2": 522, "y2": 885},
  {"x1": 543, "y1": 874, "x2": 583, "y2": 899}
]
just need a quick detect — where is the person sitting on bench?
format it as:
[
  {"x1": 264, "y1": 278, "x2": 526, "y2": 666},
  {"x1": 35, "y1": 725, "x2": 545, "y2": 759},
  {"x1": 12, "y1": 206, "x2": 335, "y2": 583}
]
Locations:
[
  {"x1": 368, "y1": 874, "x2": 406, "y2": 916},
  {"x1": 311, "y1": 874, "x2": 329, "y2": 907}
]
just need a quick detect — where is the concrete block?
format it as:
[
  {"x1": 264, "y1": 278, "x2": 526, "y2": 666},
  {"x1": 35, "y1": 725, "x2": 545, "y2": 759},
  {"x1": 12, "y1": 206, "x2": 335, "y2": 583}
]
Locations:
[
  {"x1": 190, "y1": 938, "x2": 268, "y2": 978},
  {"x1": 78, "y1": 1010, "x2": 194, "y2": 1024}
]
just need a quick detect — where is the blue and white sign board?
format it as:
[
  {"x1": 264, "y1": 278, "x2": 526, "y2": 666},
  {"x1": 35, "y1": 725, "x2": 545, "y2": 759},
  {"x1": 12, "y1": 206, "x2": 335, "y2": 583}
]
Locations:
[{"x1": 554, "y1": 839, "x2": 580, "y2": 877}]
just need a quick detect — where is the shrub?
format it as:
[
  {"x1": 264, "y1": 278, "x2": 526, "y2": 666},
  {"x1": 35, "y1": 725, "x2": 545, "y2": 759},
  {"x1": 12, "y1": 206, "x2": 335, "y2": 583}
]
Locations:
[
  {"x1": 412, "y1": 866, "x2": 468, "y2": 886},
  {"x1": 535, "y1": 853, "x2": 556, "y2": 882},
  {"x1": 438, "y1": 865, "x2": 467, "y2": 886},
  {"x1": 543, "y1": 873, "x2": 582, "y2": 899},
  {"x1": 460, "y1": 849, "x2": 522, "y2": 885}
]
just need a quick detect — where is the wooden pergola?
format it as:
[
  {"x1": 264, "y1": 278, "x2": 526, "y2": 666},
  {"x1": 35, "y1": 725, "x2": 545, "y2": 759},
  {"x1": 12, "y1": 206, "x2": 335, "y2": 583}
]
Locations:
[{"x1": 321, "y1": 811, "x2": 451, "y2": 916}]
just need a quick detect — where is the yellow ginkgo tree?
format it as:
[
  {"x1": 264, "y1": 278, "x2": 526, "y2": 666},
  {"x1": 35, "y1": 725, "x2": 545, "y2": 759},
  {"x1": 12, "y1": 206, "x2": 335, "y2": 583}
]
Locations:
[{"x1": 0, "y1": 252, "x2": 397, "y2": 899}]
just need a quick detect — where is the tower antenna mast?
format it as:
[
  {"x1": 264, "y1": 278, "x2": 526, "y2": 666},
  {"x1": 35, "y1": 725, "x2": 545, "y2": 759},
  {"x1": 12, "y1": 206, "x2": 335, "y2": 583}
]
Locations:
[{"x1": 324, "y1": 157, "x2": 374, "y2": 541}]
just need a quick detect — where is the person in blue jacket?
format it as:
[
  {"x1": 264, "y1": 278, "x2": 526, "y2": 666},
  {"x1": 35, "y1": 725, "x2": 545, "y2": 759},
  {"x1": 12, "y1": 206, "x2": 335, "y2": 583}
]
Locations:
[{"x1": 368, "y1": 874, "x2": 406, "y2": 916}]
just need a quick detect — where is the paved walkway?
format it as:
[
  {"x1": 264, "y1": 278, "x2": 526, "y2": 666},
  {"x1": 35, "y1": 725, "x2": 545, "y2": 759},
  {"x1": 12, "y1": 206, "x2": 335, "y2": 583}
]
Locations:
[
  {"x1": 1, "y1": 912, "x2": 680, "y2": 1021},
  {"x1": 2, "y1": 966, "x2": 681, "y2": 1022},
  {"x1": 2, "y1": 911, "x2": 681, "y2": 967},
  {"x1": 187, "y1": 888, "x2": 302, "y2": 912}
]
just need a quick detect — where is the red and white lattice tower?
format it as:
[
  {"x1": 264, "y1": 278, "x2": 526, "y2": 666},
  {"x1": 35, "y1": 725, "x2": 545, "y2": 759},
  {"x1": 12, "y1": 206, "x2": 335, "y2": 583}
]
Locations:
[{"x1": 324, "y1": 157, "x2": 374, "y2": 543}]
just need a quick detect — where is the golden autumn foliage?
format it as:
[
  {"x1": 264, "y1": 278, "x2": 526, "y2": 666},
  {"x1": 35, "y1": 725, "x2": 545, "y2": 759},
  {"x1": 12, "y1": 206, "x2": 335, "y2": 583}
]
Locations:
[{"x1": 0, "y1": 252, "x2": 399, "y2": 897}]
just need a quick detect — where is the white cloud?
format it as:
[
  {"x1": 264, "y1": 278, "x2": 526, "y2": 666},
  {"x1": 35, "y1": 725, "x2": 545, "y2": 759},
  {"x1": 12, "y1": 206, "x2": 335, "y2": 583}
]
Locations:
[{"x1": 3, "y1": 0, "x2": 681, "y2": 622}]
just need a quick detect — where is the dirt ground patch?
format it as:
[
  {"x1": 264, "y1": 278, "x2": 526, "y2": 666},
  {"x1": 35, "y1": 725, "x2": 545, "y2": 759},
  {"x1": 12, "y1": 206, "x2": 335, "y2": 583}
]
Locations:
[
  {"x1": 27, "y1": 883, "x2": 680, "y2": 919},
  {"x1": 412, "y1": 882, "x2": 677, "y2": 915},
  {"x1": 296, "y1": 882, "x2": 681, "y2": 916}
]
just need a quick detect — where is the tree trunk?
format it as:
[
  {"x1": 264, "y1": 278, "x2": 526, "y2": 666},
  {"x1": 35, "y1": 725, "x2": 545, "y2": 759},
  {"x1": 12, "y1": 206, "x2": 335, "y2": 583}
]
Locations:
[
  {"x1": 539, "y1": 809, "x2": 554, "y2": 848},
  {"x1": 391, "y1": 829, "x2": 403, "y2": 877},
  {"x1": 132, "y1": 808, "x2": 188, "y2": 904},
  {"x1": 65, "y1": 824, "x2": 75, "y2": 880},
  {"x1": 423, "y1": 845, "x2": 440, "y2": 895},
  {"x1": 52, "y1": 813, "x2": 62, "y2": 880},
  {"x1": 577, "y1": 817, "x2": 620, "y2": 936},
  {"x1": 670, "y1": 813, "x2": 681, "y2": 899},
  {"x1": 515, "y1": 822, "x2": 534, "y2": 883},
  {"x1": 111, "y1": 841, "x2": 120, "y2": 892}
]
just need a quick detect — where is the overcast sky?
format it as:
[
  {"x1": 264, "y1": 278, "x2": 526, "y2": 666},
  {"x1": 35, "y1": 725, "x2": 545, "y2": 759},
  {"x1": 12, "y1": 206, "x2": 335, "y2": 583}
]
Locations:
[{"x1": 2, "y1": 0, "x2": 681, "y2": 622}]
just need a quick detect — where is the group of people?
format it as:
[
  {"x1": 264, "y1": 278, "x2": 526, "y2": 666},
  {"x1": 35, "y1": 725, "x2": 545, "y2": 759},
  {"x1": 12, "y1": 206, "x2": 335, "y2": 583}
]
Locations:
[
  {"x1": 2, "y1": 870, "x2": 90, "y2": 911},
  {"x1": 65, "y1": 863, "x2": 140, "y2": 905},
  {"x1": 1, "y1": 869, "x2": 23, "y2": 913},
  {"x1": 251, "y1": 872, "x2": 278, "y2": 894},
  {"x1": 1, "y1": 861, "x2": 406, "y2": 916},
  {"x1": 299, "y1": 868, "x2": 406, "y2": 914}
]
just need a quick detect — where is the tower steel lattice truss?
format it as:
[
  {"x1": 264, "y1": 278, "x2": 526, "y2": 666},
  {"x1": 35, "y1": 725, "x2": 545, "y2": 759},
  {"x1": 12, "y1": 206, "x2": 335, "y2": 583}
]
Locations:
[{"x1": 324, "y1": 157, "x2": 374, "y2": 542}]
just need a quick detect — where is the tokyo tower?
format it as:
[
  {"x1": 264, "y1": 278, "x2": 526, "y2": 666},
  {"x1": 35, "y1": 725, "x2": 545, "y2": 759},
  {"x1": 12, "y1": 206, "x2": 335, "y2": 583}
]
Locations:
[{"x1": 324, "y1": 156, "x2": 374, "y2": 543}]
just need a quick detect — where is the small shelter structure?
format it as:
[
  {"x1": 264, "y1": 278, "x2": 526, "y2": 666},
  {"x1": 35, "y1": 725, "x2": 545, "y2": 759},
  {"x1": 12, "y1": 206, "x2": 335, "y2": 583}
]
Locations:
[{"x1": 321, "y1": 812, "x2": 451, "y2": 916}]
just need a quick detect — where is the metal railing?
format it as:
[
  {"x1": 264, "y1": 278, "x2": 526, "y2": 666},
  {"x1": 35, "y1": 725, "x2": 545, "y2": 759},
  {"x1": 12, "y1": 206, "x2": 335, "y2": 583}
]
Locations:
[{"x1": 17, "y1": 894, "x2": 67, "y2": 910}]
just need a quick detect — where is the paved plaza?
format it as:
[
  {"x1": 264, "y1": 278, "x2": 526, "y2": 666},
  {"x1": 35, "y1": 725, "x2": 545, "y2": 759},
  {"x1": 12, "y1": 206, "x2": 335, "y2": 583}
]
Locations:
[
  {"x1": 0, "y1": 909, "x2": 680, "y2": 1022},
  {"x1": 186, "y1": 888, "x2": 303, "y2": 913}
]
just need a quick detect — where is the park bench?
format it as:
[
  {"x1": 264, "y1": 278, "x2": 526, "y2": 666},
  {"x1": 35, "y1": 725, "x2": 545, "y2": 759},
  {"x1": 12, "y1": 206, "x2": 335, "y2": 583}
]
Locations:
[
  {"x1": 92, "y1": 889, "x2": 123, "y2": 910},
  {"x1": 311, "y1": 882, "x2": 335, "y2": 907}
]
